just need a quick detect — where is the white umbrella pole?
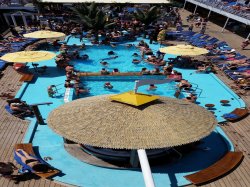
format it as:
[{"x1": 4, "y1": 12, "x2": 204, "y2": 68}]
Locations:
[{"x1": 137, "y1": 149, "x2": 155, "y2": 187}]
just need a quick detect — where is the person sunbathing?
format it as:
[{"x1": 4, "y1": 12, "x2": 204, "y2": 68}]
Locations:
[
  {"x1": 10, "y1": 102, "x2": 32, "y2": 114},
  {"x1": 224, "y1": 58, "x2": 249, "y2": 65},
  {"x1": 241, "y1": 39, "x2": 250, "y2": 50},
  {"x1": 208, "y1": 53, "x2": 236, "y2": 61},
  {"x1": 15, "y1": 149, "x2": 50, "y2": 173},
  {"x1": 196, "y1": 65, "x2": 212, "y2": 73}
]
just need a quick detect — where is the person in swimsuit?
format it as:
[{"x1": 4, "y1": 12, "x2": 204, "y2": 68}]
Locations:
[{"x1": 15, "y1": 149, "x2": 50, "y2": 172}]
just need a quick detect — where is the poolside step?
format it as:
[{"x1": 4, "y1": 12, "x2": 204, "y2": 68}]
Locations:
[
  {"x1": 185, "y1": 151, "x2": 243, "y2": 185},
  {"x1": 19, "y1": 74, "x2": 34, "y2": 82}
]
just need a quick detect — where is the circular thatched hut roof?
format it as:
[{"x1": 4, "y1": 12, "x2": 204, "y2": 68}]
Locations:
[{"x1": 47, "y1": 95, "x2": 217, "y2": 149}]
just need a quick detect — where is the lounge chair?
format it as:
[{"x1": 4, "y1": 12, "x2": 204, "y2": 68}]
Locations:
[
  {"x1": 196, "y1": 66, "x2": 212, "y2": 73},
  {"x1": 222, "y1": 108, "x2": 249, "y2": 122},
  {"x1": 5, "y1": 104, "x2": 33, "y2": 119},
  {"x1": 14, "y1": 143, "x2": 60, "y2": 178},
  {"x1": 0, "y1": 60, "x2": 6, "y2": 71}
]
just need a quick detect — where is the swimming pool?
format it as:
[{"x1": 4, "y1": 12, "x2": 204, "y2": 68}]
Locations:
[
  {"x1": 15, "y1": 37, "x2": 245, "y2": 187},
  {"x1": 67, "y1": 36, "x2": 176, "y2": 73},
  {"x1": 77, "y1": 71, "x2": 245, "y2": 123},
  {"x1": 79, "y1": 76, "x2": 183, "y2": 99}
]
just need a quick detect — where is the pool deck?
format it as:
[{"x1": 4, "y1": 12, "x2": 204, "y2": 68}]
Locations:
[
  {"x1": 0, "y1": 64, "x2": 249, "y2": 187},
  {"x1": 0, "y1": 66, "x2": 68, "y2": 187},
  {"x1": 1, "y1": 14, "x2": 250, "y2": 186}
]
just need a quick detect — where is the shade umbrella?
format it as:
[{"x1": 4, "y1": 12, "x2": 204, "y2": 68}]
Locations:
[
  {"x1": 0, "y1": 51, "x2": 56, "y2": 63},
  {"x1": 48, "y1": 94, "x2": 216, "y2": 187},
  {"x1": 159, "y1": 44, "x2": 209, "y2": 56},
  {"x1": 23, "y1": 30, "x2": 65, "y2": 39}
]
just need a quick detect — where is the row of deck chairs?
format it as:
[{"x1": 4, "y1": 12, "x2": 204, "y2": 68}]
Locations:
[
  {"x1": 0, "y1": 37, "x2": 39, "y2": 70},
  {"x1": 169, "y1": 31, "x2": 249, "y2": 87},
  {"x1": 193, "y1": 0, "x2": 250, "y2": 20}
]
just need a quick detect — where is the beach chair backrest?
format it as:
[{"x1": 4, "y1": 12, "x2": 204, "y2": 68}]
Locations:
[{"x1": 5, "y1": 105, "x2": 14, "y2": 114}]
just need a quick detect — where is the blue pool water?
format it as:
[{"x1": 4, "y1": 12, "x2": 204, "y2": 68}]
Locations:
[
  {"x1": 67, "y1": 37, "x2": 176, "y2": 72},
  {"x1": 78, "y1": 72, "x2": 245, "y2": 123},
  {"x1": 80, "y1": 76, "x2": 182, "y2": 99},
  {"x1": 14, "y1": 37, "x2": 245, "y2": 187}
]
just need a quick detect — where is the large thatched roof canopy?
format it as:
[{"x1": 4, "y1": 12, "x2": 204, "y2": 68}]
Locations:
[{"x1": 48, "y1": 95, "x2": 217, "y2": 149}]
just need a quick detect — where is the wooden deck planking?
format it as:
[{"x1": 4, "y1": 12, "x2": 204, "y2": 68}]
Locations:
[
  {"x1": 1, "y1": 26, "x2": 250, "y2": 187},
  {"x1": 201, "y1": 70, "x2": 250, "y2": 187},
  {"x1": 178, "y1": 8, "x2": 250, "y2": 185},
  {"x1": 0, "y1": 66, "x2": 66, "y2": 187}
]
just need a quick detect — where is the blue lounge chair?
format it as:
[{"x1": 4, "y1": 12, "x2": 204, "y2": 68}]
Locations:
[
  {"x1": 14, "y1": 143, "x2": 60, "y2": 178},
  {"x1": 0, "y1": 60, "x2": 6, "y2": 71}
]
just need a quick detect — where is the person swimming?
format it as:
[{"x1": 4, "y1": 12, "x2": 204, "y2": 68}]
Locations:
[
  {"x1": 108, "y1": 51, "x2": 115, "y2": 55},
  {"x1": 132, "y1": 59, "x2": 141, "y2": 64},
  {"x1": 132, "y1": 53, "x2": 139, "y2": 57},
  {"x1": 82, "y1": 54, "x2": 89, "y2": 60},
  {"x1": 147, "y1": 84, "x2": 157, "y2": 91},
  {"x1": 104, "y1": 82, "x2": 113, "y2": 89},
  {"x1": 100, "y1": 61, "x2": 109, "y2": 66}
]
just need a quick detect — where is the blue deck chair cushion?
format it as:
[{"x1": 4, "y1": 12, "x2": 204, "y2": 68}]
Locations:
[
  {"x1": 0, "y1": 60, "x2": 6, "y2": 70},
  {"x1": 5, "y1": 105, "x2": 15, "y2": 114},
  {"x1": 223, "y1": 113, "x2": 239, "y2": 119},
  {"x1": 14, "y1": 150, "x2": 47, "y2": 173}
]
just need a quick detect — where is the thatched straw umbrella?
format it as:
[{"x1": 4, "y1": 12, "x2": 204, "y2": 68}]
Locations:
[{"x1": 48, "y1": 94, "x2": 217, "y2": 187}]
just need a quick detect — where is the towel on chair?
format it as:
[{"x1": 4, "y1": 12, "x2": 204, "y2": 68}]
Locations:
[
  {"x1": 223, "y1": 113, "x2": 239, "y2": 119},
  {"x1": 14, "y1": 150, "x2": 46, "y2": 173}
]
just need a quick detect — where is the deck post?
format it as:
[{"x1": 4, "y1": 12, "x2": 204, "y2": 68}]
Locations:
[
  {"x1": 130, "y1": 150, "x2": 139, "y2": 167},
  {"x1": 11, "y1": 15, "x2": 17, "y2": 27},
  {"x1": 31, "y1": 105, "x2": 45, "y2": 125},
  {"x1": 207, "y1": 9, "x2": 211, "y2": 19},
  {"x1": 3, "y1": 13, "x2": 10, "y2": 25},
  {"x1": 193, "y1": 4, "x2": 198, "y2": 14},
  {"x1": 137, "y1": 149, "x2": 155, "y2": 187},
  {"x1": 183, "y1": 0, "x2": 187, "y2": 9},
  {"x1": 21, "y1": 12, "x2": 28, "y2": 28},
  {"x1": 221, "y1": 17, "x2": 229, "y2": 32},
  {"x1": 247, "y1": 32, "x2": 250, "y2": 40}
]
